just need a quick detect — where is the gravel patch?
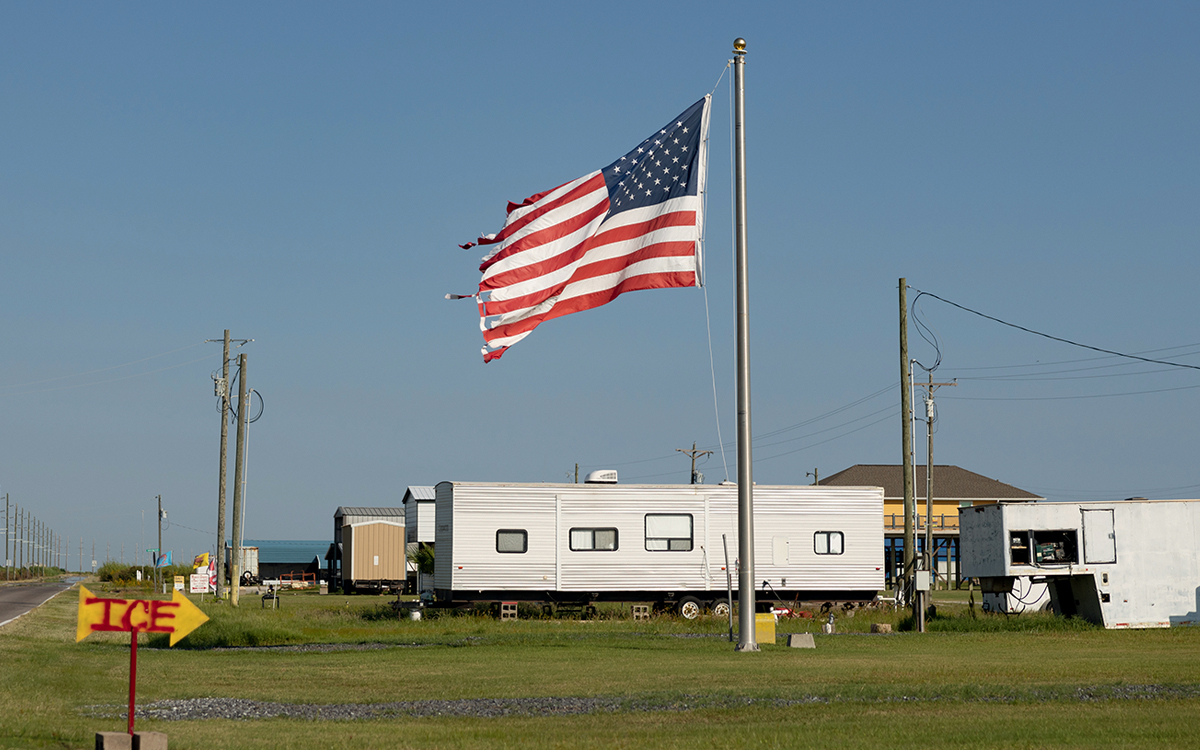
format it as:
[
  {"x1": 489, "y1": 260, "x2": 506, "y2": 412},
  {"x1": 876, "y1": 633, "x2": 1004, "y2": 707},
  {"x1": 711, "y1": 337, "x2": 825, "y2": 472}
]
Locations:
[
  {"x1": 83, "y1": 696, "x2": 623, "y2": 721},
  {"x1": 79, "y1": 684, "x2": 1200, "y2": 722}
]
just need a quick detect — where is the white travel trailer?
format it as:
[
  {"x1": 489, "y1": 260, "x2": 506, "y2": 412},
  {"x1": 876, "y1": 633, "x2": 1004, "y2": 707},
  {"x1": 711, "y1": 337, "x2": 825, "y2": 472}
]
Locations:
[
  {"x1": 434, "y1": 480, "x2": 884, "y2": 616},
  {"x1": 960, "y1": 499, "x2": 1200, "y2": 629}
]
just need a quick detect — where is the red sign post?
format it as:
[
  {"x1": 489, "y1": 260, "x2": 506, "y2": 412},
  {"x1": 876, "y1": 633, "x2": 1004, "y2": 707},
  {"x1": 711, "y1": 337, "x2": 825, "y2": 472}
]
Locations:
[{"x1": 76, "y1": 585, "x2": 209, "y2": 734}]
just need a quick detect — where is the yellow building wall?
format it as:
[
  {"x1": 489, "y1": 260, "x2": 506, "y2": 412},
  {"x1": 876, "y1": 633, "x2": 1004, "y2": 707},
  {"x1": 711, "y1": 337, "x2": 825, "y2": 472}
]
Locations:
[{"x1": 883, "y1": 499, "x2": 981, "y2": 532}]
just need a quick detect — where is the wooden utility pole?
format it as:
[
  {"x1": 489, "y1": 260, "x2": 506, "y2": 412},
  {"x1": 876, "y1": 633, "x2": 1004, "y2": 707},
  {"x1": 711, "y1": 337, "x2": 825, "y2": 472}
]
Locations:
[
  {"x1": 230, "y1": 353, "x2": 248, "y2": 606},
  {"x1": 921, "y1": 372, "x2": 955, "y2": 598},
  {"x1": 217, "y1": 330, "x2": 230, "y2": 600},
  {"x1": 899, "y1": 279, "x2": 915, "y2": 618},
  {"x1": 677, "y1": 443, "x2": 712, "y2": 484},
  {"x1": 208, "y1": 330, "x2": 250, "y2": 600},
  {"x1": 157, "y1": 495, "x2": 163, "y2": 592}
]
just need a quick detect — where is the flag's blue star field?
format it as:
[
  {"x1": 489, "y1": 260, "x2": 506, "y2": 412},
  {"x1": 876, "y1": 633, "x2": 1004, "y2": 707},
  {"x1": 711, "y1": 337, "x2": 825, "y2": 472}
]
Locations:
[{"x1": 602, "y1": 98, "x2": 706, "y2": 216}]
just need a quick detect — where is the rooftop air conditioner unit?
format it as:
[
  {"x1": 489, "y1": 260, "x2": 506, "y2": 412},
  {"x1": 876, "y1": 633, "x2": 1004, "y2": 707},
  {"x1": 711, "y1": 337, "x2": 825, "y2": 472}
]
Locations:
[{"x1": 584, "y1": 470, "x2": 618, "y2": 484}]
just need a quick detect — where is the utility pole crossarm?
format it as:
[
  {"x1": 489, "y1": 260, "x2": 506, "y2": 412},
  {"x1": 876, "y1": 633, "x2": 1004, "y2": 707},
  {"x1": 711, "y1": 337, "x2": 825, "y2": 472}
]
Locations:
[{"x1": 677, "y1": 443, "x2": 713, "y2": 485}]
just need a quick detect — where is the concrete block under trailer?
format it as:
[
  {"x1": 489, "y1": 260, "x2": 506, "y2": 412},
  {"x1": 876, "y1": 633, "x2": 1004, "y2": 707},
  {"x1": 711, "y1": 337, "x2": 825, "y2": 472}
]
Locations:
[
  {"x1": 433, "y1": 481, "x2": 884, "y2": 617},
  {"x1": 960, "y1": 499, "x2": 1200, "y2": 629}
]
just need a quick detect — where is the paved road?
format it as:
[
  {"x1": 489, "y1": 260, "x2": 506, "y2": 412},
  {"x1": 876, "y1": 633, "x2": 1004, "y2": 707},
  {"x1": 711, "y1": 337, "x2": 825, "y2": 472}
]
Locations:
[{"x1": 0, "y1": 581, "x2": 75, "y2": 627}]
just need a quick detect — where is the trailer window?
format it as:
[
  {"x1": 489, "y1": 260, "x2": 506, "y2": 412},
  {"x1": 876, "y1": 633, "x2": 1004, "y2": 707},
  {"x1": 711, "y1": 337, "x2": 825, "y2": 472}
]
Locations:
[
  {"x1": 1009, "y1": 531, "x2": 1031, "y2": 565},
  {"x1": 1010, "y1": 529, "x2": 1080, "y2": 564},
  {"x1": 814, "y1": 531, "x2": 844, "y2": 555},
  {"x1": 496, "y1": 529, "x2": 527, "y2": 554},
  {"x1": 645, "y1": 514, "x2": 693, "y2": 551},
  {"x1": 570, "y1": 528, "x2": 618, "y2": 551}
]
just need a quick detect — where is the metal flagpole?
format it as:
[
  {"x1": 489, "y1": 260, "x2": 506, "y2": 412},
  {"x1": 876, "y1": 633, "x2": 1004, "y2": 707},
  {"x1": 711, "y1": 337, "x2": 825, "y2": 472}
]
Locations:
[{"x1": 732, "y1": 37, "x2": 758, "y2": 652}]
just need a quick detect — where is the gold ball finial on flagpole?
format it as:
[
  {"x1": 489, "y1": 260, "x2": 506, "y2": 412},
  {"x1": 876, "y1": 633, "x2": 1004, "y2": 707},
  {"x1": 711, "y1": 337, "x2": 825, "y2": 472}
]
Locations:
[{"x1": 733, "y1": 38, "x2": 746, "y2": 55}]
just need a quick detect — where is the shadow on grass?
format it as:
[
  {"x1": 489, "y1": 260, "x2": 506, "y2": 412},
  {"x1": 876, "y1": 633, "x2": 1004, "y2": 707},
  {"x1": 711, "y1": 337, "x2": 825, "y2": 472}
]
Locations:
[{"x1": 898, "y1": 609, "x2": 1100, "y2": 633}]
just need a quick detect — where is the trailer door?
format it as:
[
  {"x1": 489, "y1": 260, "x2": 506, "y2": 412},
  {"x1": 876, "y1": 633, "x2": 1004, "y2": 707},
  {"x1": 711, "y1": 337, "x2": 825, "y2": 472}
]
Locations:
[{"x1": 1082, "y1": 509, "x2": 1116, "y2": 564}]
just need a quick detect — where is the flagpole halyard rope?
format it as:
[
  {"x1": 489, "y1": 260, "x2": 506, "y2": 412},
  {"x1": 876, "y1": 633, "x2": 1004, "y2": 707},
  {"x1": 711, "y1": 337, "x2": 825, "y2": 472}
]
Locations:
[
  {"x1": 710, "y1": 62, "x2": 730, "y2": 97},
  {"x1": 698, "y1": 62, "x2": 733, "y2": 483},
  {"x1": 703, "y1": 280, "x2": 729, "y2": 483}
]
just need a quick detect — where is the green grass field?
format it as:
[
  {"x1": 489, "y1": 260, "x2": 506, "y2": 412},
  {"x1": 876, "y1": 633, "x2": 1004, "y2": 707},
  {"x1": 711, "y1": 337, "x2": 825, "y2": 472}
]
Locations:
[{"x1": 1, "y1": 583, "x2": 1198, "y2": 749}]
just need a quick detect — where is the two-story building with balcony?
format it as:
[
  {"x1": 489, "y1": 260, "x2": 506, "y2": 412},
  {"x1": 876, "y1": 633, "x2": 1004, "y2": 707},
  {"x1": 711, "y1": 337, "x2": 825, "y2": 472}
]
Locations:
[{"x1": 819, "y1": 464, "x2": 1042, "y2": 589}]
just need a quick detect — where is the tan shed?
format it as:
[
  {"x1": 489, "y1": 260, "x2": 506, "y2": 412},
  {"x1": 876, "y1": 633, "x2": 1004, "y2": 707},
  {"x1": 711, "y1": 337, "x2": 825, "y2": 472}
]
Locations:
[{"x1": 342, "y1": 520, "x2": 407, "y2": 593}]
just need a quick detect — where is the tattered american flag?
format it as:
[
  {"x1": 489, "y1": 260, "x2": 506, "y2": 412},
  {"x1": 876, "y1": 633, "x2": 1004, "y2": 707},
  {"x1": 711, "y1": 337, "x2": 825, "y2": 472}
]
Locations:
[{"x1": 459, "y1": 96, "x2": 711, "y2": 362}]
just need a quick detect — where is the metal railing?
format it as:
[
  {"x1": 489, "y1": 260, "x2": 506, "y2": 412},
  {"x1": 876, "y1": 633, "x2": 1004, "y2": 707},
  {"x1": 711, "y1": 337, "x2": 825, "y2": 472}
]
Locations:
[{"x1": 884, "y1": 513, "x2": 959, "y2": 531}]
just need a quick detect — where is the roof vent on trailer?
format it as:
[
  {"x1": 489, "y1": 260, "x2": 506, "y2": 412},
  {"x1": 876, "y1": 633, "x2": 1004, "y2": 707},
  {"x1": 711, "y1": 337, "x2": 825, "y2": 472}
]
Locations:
[{"x1": 584, "y1": 470, "x2": 618, "y2": 484}]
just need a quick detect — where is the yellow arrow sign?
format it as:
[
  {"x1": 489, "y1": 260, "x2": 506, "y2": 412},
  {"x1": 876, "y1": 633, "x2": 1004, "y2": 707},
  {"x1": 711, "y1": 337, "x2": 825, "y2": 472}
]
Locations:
[{"x1": 77, "y1": 585, "x2": 210, "y2": 646}]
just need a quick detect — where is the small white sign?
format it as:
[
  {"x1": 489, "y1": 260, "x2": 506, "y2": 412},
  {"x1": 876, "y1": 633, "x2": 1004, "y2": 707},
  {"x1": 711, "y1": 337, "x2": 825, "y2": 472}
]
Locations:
[
  {"x1": 189, "y1": 573, "x2": 209, "y2": 594},
  {"x1": 373, "y1": 555, "x2": 379, "y2": 566}
]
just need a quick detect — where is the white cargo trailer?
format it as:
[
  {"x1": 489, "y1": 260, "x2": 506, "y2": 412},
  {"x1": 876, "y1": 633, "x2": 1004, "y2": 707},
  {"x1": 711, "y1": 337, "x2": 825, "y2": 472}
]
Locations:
[
  {"x1": 434, "y1": 481, "x2": 884, "y2": 616},
  {"x1": 224, "y1": 544, "x2": 259, "y2": 585},
  {"x1": 981, "y1": 576, "x2": 1050, "y2": 614},
  {"x1": 960, "y1": 499, "x2": 1200, "y2": 629}
]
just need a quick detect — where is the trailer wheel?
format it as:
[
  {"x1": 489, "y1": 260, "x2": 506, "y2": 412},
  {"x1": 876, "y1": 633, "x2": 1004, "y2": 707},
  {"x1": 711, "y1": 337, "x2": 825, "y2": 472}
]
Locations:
[
  {"x1": 677, "y1": 597, "x2": 703, "y2": 620},
  {"x1": 710, "y1": 600, "x2": 731, "y2": 618}
]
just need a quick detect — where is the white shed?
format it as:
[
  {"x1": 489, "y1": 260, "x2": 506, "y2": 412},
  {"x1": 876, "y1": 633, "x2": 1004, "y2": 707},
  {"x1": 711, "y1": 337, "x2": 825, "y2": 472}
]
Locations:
[{"x1": 403, "y1": 486, "x2": 435, "y2": 544}]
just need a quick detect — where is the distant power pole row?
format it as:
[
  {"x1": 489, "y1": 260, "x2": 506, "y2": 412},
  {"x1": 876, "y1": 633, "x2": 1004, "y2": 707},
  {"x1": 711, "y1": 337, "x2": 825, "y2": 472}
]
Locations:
[{"x1": 3, "y1": 493, "x2": 67, "y2": 579}]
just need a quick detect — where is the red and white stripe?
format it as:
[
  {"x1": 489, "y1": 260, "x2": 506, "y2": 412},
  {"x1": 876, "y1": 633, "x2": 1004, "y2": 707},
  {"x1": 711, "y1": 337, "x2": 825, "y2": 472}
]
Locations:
[{"x1": 472, "y1": 174, "x2": 702, "y2": 362}]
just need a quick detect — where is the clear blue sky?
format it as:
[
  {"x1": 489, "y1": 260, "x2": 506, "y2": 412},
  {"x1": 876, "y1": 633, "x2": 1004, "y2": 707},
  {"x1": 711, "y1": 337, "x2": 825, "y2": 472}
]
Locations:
[{"x1": 2, "y1": 3, "x2": 1197, "y2": 566}]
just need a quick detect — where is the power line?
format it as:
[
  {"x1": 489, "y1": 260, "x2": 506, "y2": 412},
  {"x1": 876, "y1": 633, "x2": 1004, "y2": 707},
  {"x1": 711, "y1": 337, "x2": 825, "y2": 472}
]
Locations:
[
  {"x1": 164, "y1": 520, "x2": 212, "y2": 536},
  {"x1": 1026, "y1": 482, "x2": 1200, "y2": 498},
  {"x1": 0, "y1": 341, "x2": 209, "y2": 389},
  {"x1": 617, "y1": 406, "x2": 899, "y2": 478},
  {"x1": 749, "y1": 383, "x2": 897, "y2": 442},
  {"x1": 592, "y1": 382, "x2": 898, "y2": 468},
  {"x1": 699, "y1": 383, "x2": 897, "y2": 453},
  {"x1": 755, "y1": 409, "x2": 900, "y2": 463},
  {"x1": 944, "y1": 342, "x2": 1200, "y2": 372},
  {"x1": 2, "y1": 353, "x2": 220, "y2": 396},
  {"x1": 954, "y1": 365, "x2": 1188, "y2": 382},
  {"x1": 943, "y1": 382, "x2": 1200, "y2": 401},
  {"x1": 754, "y1": 404, "x2": 897, "y2": 451},
  {"x1": 910, "y1": 287, "x2": 1200, "y2": 371}
]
